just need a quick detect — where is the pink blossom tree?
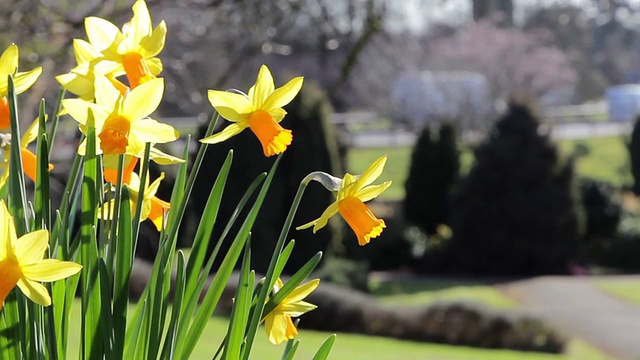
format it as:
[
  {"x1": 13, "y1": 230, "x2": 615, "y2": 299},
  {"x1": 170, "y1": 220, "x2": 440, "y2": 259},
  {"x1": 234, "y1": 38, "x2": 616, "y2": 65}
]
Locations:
[{"x1": 428, "y1": 20, "x2": 578, "y2": 106}]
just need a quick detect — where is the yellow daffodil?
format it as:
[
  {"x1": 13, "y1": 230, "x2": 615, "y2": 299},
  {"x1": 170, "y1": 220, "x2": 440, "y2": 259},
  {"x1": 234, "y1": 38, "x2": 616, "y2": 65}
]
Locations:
[
  {"x1": 297, "y1": 156, "x2": 392, "y2": 246},
  {"x1": 201, "y1": 65, "x2": 303, "y2": 157},
  {"x1": 61, "y1": 76, "x2": 179, "y2": 157},
  {"x1": 99, "y1": 170, "x2": 170, "y2": 231},
  {"x1": 264, "y1": 278, "x2": 319, "y2": 345},
  {"x1": 0, "y1": 201, "x2": 82, "y2": 309},
  {"x1": 56, "y1": 39, "x2": 128, "y2": 102},
  {"x1": 0, "y1": 117, "x2": 54, "y2": 189},
  {"x1": 0, "y1": 44, "x2": 42, "y2": 129},
  {"x1": 83, "y1": 0, "x2": 166, "y2": 88}
]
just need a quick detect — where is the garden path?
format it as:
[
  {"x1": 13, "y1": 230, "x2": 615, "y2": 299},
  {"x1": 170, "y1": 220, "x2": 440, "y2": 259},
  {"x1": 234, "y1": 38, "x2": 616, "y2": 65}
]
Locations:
[{"x1": 503, "y1": 276, "x2": 640, "y2": 360}]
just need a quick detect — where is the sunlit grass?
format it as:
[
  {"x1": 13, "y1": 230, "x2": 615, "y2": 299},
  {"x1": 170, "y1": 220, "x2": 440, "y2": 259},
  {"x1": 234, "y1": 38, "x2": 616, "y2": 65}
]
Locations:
[
  {"x1": 66, "y1": 299, "x2": 610, "y2": 359},
  {"x1": 594, "y1": 278, "x2": 640, "y2": 306}
]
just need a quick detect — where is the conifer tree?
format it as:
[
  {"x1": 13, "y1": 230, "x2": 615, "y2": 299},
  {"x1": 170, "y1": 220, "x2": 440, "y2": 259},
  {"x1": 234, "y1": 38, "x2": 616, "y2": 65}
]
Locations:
[
  {"x1": 403, "y1": 123, "x2": 460, "y2": 234},
  {"x1": 447, "y1": 103, "x2": 582, "y2": 275},
  {"x1": 629, "y1": 115, "x2": 640, "y2": 195}
]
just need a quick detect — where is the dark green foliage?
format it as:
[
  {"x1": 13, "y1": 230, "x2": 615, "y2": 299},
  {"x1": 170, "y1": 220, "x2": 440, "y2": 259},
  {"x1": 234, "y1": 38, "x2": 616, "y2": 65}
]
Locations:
[
  {"x1": 578, "y1": 179, "x2": 621, "y2": 259},
  {"x1": 446, "y1": 103, "x2": 583, "y2": 275},
  {"x1": 187, "y1": 82, "x2": 343, "y2": 274},
  {"x1": 629, "y1": 115, "x2": 640, "y2": 195},
  {"x1": 403, "y1": 123, "x2": 460, "y2": 235}
]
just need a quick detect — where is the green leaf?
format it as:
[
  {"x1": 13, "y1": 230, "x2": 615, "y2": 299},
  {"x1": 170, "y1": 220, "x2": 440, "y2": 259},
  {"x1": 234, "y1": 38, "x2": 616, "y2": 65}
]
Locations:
[
  {"x1": 224, "y1": 240, "x2": 254, "y2": 360},
  {"x1": 7, "y1": 75, "x2": 29, "y2": 235},
  {"x1": 179, "y1": 155, "x2": 282, "y2": 360},
  {"x1": 35, "y1": 99, "x2": 51, "y2": 231},
  {"x1": 281, "y1": 339, "x2": 300, "y2": 360},
  {"x1": 46, "y1": 87, "x2": 65, "y2": 154},
  {"x1": 312, "y1": 334, "x2": 337, "y2": 360},
  {"x1": 80, "y1": 108, "x2": 103, "y2": 358},
  {"x1": 113, "y1": 186, "x2": 133, "y2": 358},
  {"x1": 159, "y1": 250, "x2": 187, "y2": 359}
]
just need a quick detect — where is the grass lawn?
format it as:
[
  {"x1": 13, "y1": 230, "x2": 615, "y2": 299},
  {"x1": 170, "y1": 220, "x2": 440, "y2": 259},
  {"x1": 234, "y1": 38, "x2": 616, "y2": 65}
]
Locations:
[
  {"x1": 594, "y1": 278, "x2": 640, "y2": 306},
  {"x1": 65, "y1": 300, "x2": 609, "y2": 359},
  {"x1": 348, "y1": 135, "x2": 631, "y2": 201},
  {"x1": 369, "y1": 278, "x2": 518, "y2": 309}
]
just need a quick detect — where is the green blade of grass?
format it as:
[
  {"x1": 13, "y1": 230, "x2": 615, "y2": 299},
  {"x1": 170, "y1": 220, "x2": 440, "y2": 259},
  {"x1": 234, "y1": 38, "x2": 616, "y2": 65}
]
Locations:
[
  {"x1": 80, "y1": 108, "x2": 102, "y2": 358},
  {"x1": 242, "y1": 178, "x2": 309, "y2": 360},
  {"x1": 224, "y1": 240, "x2": 254, "y2": 360},
  {"x1": 282, "y1": 339, "x2": 300, "y2": 360},
  {"x1": 311, "y1": 334, "x2": 337, "y2": 360},
  {"x1": 113, "y1": 186, "x2": 132, "y2": 358},
  {"x1": 178, "y1": 155, "x2": 282, "y2": 360},
  {"x1": 159, "y1": 250, "x2": 187, "y2": 359},
  {"x1": 35, "y1": 99, "x2": 51, "y2": 231}
]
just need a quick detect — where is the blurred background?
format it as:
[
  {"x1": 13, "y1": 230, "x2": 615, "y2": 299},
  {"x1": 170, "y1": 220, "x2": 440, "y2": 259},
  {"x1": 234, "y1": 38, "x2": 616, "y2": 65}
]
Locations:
[{"x1": 8, "y1": 0, "x2": 640, "y2": 358}]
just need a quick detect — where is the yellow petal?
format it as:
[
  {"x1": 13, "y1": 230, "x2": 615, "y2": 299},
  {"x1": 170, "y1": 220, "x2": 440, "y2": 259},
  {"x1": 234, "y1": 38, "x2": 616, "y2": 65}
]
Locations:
[
  {"x1": 131, "y1": 119, "x2": 179, "y2": 143},
  {"x1": 265, "y1": 313, "x2": 292, "y2": 345},
  {"x1": 21, "y1": 117, "x2": 43, "y2": 148},
  {"x1": 97, "y1": 199, "x2": 116, "y2": 221},
  {"x1": 21, "y1": 259, "x2": 82, "y2": 282},
  {"x1": 85, "y1": 17, "x2": 121, "y2": 51},
  {"x1": 353, "y1": 156, "x2": 387, "y2": 192},
  {"x1": 0, "y1": 44, "x2": 18, "y2": 78},
  {"x1": 13, "y1": 67, "x2": 42, "y2": 94},
  {"x1": 262, "y1": 76, "x2": 303, "y2": 112},
  {"x1": 123, "y1": 77, "x2": 164, "y2": 120},
  {"x1": 61, "y1": 99, "x2": 109, "y2": 128},
  {"x1": 355, "y1": 181, "x2": 392, "y2": 203},
  {"x1": 149, "y1": 146, "x2": 185, "y2": 165},
  {"x1": 146, "y1": 57, "x2": 163, "y2": 75},
  {"x1": 296, "y1": 201, "x2": 338, "y2": 232},
  {"x1": 284, "y1": 279, "x2": 320, "y2": 303},
  {"x1": 268, "y1": 108, "x2": 287, "y2": 123},
  {"x1": 0, "y1": 201, "x2": 12, "y2": 259},
  {"x1": 55, "y1": 72, "x2": 94, "y2": 100},
  {"x1": 16, "y1": 278, "x2": 51, "y2": 306},
  {"x1": 280, "y1": 300, "x2": 317, "y2": 317},
  {"x1": 94, "y1": 75, "x2": 122, "y2": 111},
  {"x1": 140, "y1": 21, "x2": 167, "y2": 58},
  {"x1": 145, "y1": 172, "x2": 164, "y2": 200},
  {"x1": 200, "y1": 123, "x2": 246, "y2": 144},
  {"x1": 129, "y1": 0, "x2": 153, "y2": 45},
  {"x1": 13, "y1": 230, "x2": 48, "y2": 265},
  {"x1": 207, "y1": 90, "x2": 252, "y2": 121},
  {"x1": 72, "y1": 39, "x2": 101, "y2": 64},
  {"x1": 249, "y1": 65, "x2": 275, "y2": 109}
]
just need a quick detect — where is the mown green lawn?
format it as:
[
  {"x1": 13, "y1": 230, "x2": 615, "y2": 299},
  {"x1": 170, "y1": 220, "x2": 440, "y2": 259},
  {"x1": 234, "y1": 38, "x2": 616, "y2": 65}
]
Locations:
[
  {"x1": 348, "y1": 135, "x2": 631, "y2": 201},
  {"x1": 65, "y1": 299, "x2": 609, "y2": 359},
  {"x1": 594, "y1": 278, "x2": 640, "y2": 306}
]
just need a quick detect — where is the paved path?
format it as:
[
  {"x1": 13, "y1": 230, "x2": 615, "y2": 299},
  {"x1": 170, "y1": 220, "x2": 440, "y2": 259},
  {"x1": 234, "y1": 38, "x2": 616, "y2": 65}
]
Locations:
[{"x1": 503, "y1": 276, "x2": 640, "y2": 360}]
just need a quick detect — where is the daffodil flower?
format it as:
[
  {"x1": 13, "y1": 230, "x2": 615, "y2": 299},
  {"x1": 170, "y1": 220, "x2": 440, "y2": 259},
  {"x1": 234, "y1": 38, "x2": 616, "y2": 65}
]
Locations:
[
  {"x1": 0, "y1": 44, "x2": 42, "y2": 129},
  {"x1": 99, "y1": 170, "x2": 170, "y2": 231},
  {"x1": 201, "y1": 65, "x2": 303, "y2": 157},
  {"x1": 0, "y1": 201, "x2": 82, "y2": 309},
  {"x1": 0, "y1": 117, "x2": 54, "y2": 189},
  {"x1": 62, "y1": 75, "x2": 179, "y2": 157},
  {"x1": 263, "y1": 278, "x2": 319, "y2": 345},
  {"x1": 83, "y1": 0, "x2": 166, "y2": 88},
  {"x1": 56, "y1": 39, "x2": 128, "y2": 102},
  {"x1": 297, "y1": 156, "x2": 392, "y2": 246}
]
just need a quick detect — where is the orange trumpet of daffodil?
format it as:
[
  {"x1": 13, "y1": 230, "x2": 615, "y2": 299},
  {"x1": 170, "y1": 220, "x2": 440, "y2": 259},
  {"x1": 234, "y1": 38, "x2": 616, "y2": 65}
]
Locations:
[
  {"x1": 0, "y1": 200, "x2": 82, "y2": 310},
  {"x1": 263, "y1": 278, "x2": 319, "y2": 345},
  {"x1": 297, "y1": 156, "x2": 392, "y2": 246},
  {"x1": 0, "y1": 117, "x2": 54, "y2": 189},
  {"x1": 200, "y1": 65, "x2": 303, "y2": 157},
  {"x1": 0, "y1": 44, "x2": 42, "y2": 130}
]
